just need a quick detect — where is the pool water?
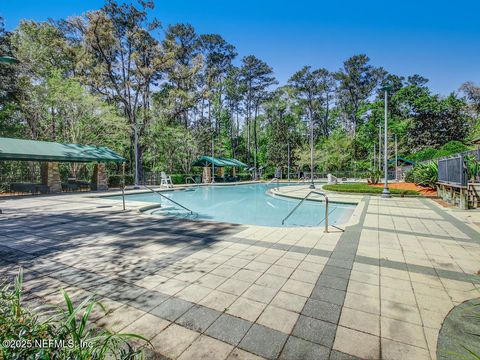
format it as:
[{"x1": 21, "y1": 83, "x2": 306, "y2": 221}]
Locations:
[{"x1": 109, "y1": 183, "x2": 356, "y2": 227}]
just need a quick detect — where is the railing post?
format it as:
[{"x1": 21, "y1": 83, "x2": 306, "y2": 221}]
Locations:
[
  {"x1": 445, "y1": 159, "x2": 448, "y2": 184},
  {"x1": 324, "y1": 196, "x2": 329, "y2": 233}
]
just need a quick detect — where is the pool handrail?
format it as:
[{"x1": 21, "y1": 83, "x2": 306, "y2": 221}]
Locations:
[
  {"x1": 142, "y1": 184, "x2": 194, "y2": 215},
  {"x1": 281, "y1": 190, "x2": 342, "y2": 232},
  {"x1": 185, "y1": 176, "x2": 199, "y2": 186},
  {"x1": 267, "y1": 177, "x2": 279, "y2": 190}
]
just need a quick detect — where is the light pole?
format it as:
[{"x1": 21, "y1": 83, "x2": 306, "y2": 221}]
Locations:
[
  {"x1": 394, "y1": 133, "x2": 398, "y2": 182},
  {"x1": 132, "y1": 122, "x2": 142, "y2": 189},
  {"x1": 378, "y1": 122, "x2": 382, "y2": 171},
  {"x1": 381, "y1": 87, "x2": 391, "y2": 198},
  {"x1": 308, "y1": 118, "x2": 315, "y2": 189},
  {"x1": 211, "y1": 130, "x2": 215, "y2": 183},
  {"x1": 287, "y1": 140, "x2": 290, "y2": 182}
]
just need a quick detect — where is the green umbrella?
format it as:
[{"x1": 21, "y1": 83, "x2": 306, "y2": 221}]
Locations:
[{"x1": 0, "y1": 56, "x2": 19, "y2": 64}]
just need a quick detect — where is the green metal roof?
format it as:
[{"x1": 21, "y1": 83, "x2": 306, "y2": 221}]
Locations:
[
  {"x1": 0, "y1": 137, "x2": 125, "y2": 163},
  {"x1": 192, "y1": 156, "x2": 248, "y2": 167},
  {"x1": 388, "y1": 156, "x2": 415, "y2": 166}
]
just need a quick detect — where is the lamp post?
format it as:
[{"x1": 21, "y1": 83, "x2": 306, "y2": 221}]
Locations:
[
  {"x1": 287, "y1": 123, "x2": 296, "y2": 183},
  {"x1": 381, "y1": 87, "x2": 391, "y2": 198},
  {"x1": 302, "y1": 117, "x2": 315, "y2": 189},
  {"x1": 378, "y1": 122, "x2": 382, "y2": 171},
  {"x1": 132, "y1": 122, "x2": 142, "y2": 189},
  {"x1": 211, "y1": 130, "x2": 215, "y2": 183},
  {"x1": 394, "y1": 133, "x2": 398, "y2": 182},
  {"x1": 287, "y1": 140, "x2": 290, "y2": 182}
]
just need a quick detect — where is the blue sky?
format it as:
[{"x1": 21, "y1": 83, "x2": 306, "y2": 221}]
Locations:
[{"x1": 2, "y1": 0, "x2": 479, "y2": 95}]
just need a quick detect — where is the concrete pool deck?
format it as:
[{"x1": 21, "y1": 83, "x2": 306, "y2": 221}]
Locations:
[{"x1": 0, "y1": 187, "x2": 479, "y2": 360}]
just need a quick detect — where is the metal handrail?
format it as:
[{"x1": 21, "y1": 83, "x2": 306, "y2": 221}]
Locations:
[
  {"x1": 143, "y1": 184, "x2": 194, "y2": 215},
  {"x1": 267, "y1": 177, "x2": 279, "y2": 190},
  {"x1": 281, "y1": 191, "x2": 341, "y2": 233},
  {"x1": 185, "y1": 176, "x2": 199, "y2": 186}
]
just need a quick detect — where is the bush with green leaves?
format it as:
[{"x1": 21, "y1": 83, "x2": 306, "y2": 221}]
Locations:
[
  {"x1": 323, "y1": 183, "x2": 418, "y2": 195},
  {"x1": 410, "y1": 162, "x2": 438, "y2": 188},
  {"x1": 465, "y1": 155, "x2": 480, "y2": 182},
  {"x1": 404, "y1": 169, "x2": 414, "y2": 183},
  {"x1": 0, "y1": 269, "x2": 148, "y2": 359},
  {"x1": 108, "y1": 174, "x2": 134, "y2": 187},
  {"x1": 366, "y1": 168, "x2": 382, "y2": 185},
  {"x1": 409, "y1": 141, "x2": 470, "y2": 163},
  {"x1": 411, "y1": 147, "x2": 438, "y2": 162}
]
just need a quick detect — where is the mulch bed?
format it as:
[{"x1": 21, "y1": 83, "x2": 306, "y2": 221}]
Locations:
[{"x1": 372, "y1": 182, "x2": 437, "y2": 197}]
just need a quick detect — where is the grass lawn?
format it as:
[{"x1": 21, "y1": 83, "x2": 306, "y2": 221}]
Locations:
[{"x1": 323, "y1": 183, "x2": 419, "y2": 195}]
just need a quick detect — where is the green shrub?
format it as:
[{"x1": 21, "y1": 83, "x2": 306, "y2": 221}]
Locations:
[
  {"x1": 410, "y1": 141, "x2": 469, "y2": 163},
  {"x1": 366, "y1": 169, "x2": 382, "y2": 185},
  {"x1": 237, "y1": 173, "x2": 252, "y2": 181},
  {"x1": 404, "y1": 169, "x2": 414, "y2": 183},
  {"x1": 0, "y1": 182, "x2": 9, "y2": 193},
  {"x1": 169, "y1": 174, "x2": 187, "y2": 184},
  {"x1": 465, "y1": 155, "x2": 480, "y2": 181},
  {"x1": 0, "y1": 269, "x2": 148, "y2": 359},
  {"x1": 323, "y1": 184, "x2": 418, "y2": 195},
  {"x1": 412, "y1": 147, "x2": 438, "y2": 162},
  {"x1": 411, "y1": 162, "x2": 438, "y2": 188},
  {"x1": 439, "y1": 140, "x2": 469, "y2": 155},
  {"x1": 108, "y1": 174, "x2": 134, "y2": 187}
]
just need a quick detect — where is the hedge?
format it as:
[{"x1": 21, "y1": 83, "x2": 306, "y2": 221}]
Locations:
[{"x1": 323, "y1": 184, "x2": 418, "y2": 195}]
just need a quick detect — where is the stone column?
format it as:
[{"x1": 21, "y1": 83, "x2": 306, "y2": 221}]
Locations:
[
  {"x1": 217, "y1": 167, "x2": 225, "y2": 178},
  {"x1": 40, "y1": 162, "x2": 62, "y2": 193},
  {"x1": 92, "y1": 163, "x2": 108, "y2": 191},
  {"x1": 202, "y1": 166, "x2": 211, "y2": 183}
]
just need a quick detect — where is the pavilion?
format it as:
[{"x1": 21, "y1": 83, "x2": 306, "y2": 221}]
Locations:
[
  {"x1": 192, "y1": 156, "x2": 248, "y2": 183},
  {"x1": 0, "y1": 137, "x2": 125, "y2": 194}
]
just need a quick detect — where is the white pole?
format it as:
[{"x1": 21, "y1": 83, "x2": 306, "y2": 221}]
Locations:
[
  {"x1": 134, "y1": 123, "x2": 139, "y2": 189},
  {"x1": 211, "y1": 132, "x2": 215, "y2": 183},
  {"x1": 382, "y1": 90, "x2": 391, "y2": 198},
  {"x1": 309, "y1": 118, "x2": 315, "y2": 189},
  {"x1": 395, "y1": 134, "x2": 398, "y2": 182},
  {"x1": 378, "y1": 123, "x2": 382, "y2": 171},
  {"x1": 287, "y1": 140, "x2": 291, "y2": 182}
]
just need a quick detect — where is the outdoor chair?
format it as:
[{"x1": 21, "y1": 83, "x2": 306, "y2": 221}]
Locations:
[
  {"x1": 327, "y1": 174, "x2": 338, "y2": 185},
  {"x1": 160, "y1": 172, "x2": 173, "y2": 188}
]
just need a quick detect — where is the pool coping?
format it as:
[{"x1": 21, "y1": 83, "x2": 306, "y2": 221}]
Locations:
[{"x1": 268, "y1": 189, "x2": 360, "y2": 206}]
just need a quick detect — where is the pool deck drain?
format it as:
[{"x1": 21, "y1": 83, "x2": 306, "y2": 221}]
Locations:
[{"x1": 0, "y1": 190, "x2": 479, "y2": 359}]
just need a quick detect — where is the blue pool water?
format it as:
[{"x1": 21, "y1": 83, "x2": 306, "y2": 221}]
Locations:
[{"x1": 108, "y1": 183, "x2": 356, "y2": 227}]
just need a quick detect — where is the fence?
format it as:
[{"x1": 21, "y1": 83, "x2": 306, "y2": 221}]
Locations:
[{"x1": 437, "y1": 149, "x2": 480, "y2": 187}]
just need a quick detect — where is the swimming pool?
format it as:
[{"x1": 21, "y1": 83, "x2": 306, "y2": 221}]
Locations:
[{"x1": 108, "y1": 183, "x2": 356, "y2": 227}]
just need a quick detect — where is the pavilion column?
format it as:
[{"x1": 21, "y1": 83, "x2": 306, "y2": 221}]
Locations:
[
  {"x1": 91, "y1": 162, "x2": 108, "y2": 191},
  {"x1": 202, "y1": 167, "x2": 211, "y2": 183},
  {"x1": 40, "y1": 162, "x2": 62, "y2": 193},
  {"x1": 217, "y1": 167, "x2": 225, "y2": 178}
]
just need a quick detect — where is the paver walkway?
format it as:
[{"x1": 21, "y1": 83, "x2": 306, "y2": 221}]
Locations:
[{"x1": 0, "y1": 190, "x2": 479, "y2": 360}]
